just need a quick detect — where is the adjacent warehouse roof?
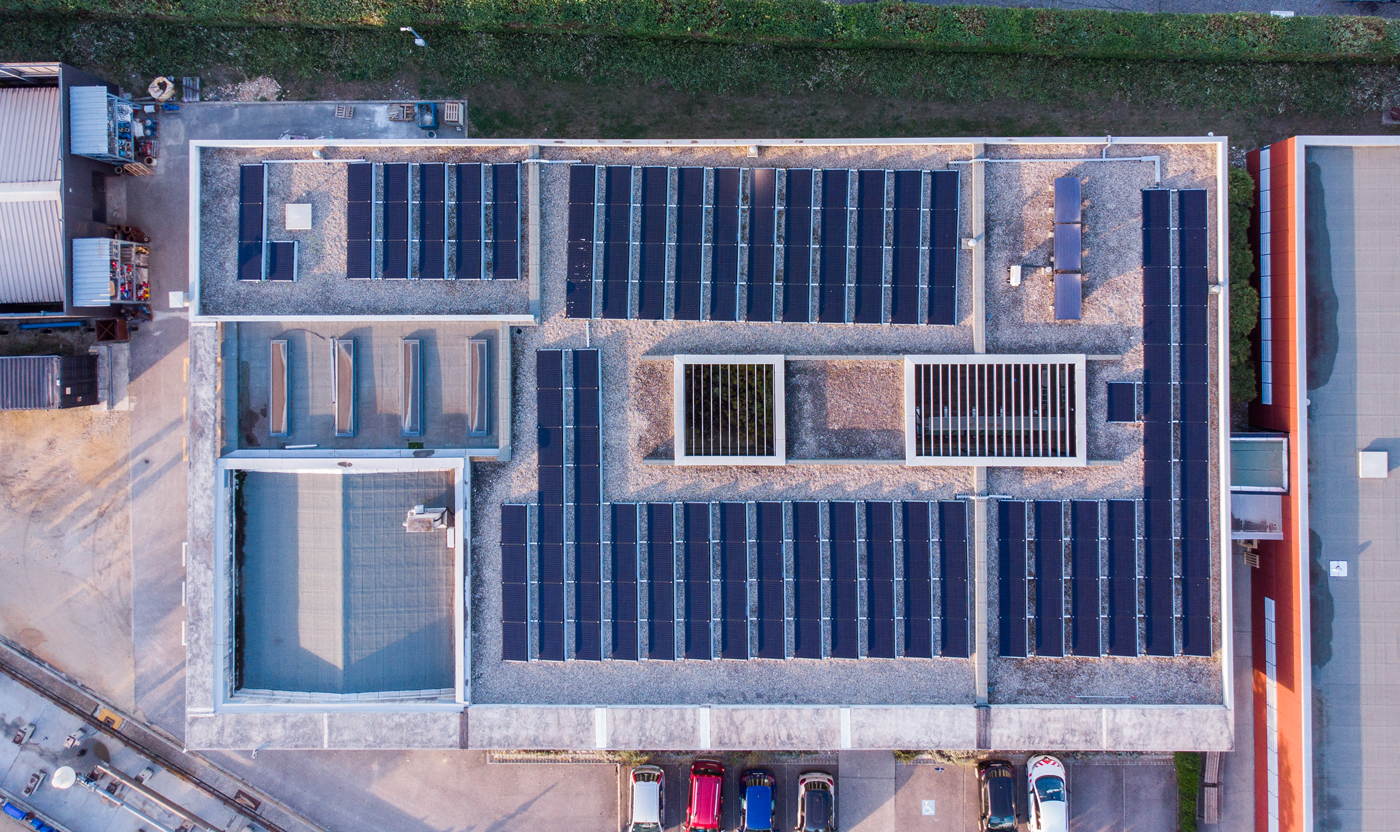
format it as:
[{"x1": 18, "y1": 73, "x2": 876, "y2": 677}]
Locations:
[{"x1": 0, "y1": 87, "x2": 63, "y2": 305}]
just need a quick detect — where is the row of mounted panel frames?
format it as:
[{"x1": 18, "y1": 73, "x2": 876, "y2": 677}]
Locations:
[
  {"x1": 264, "y1": 336, "x2": 491, "y2": 439},
  {"x1": 564, "y1": 165, "x2": 961, "y2": 325},
  {"x1": 499, "y1": 496, "x2": 1211, "y2": 663}
]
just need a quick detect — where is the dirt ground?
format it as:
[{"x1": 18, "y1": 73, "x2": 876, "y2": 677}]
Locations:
[{"x1": 0, "y1": 409, "x2": 135, "y2": 711}]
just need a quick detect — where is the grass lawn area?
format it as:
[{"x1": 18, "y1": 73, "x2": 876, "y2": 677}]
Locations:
[{"x1": 2, "y1": 17, "x2": 1399, "y2": 148}]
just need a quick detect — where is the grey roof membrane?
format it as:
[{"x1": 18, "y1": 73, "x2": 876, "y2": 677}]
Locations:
[{"x1": 236, "y1": 470, "x2": 456, "y2": 695}]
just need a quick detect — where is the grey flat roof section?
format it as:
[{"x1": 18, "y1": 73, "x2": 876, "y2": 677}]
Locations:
[
  {"x1": 236, "y1": 470, "x2": 456, "y2": 695},
  {"x1": 1306, "y1": 145, "x2": 1400, "y2": 831}
]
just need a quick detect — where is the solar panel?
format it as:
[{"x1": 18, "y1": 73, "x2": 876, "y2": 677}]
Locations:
[
  {"x1": 1054, "y1": 272, "x2": 1082, "y2": 321},
  {"x1": 1106, "y1": 500, "x2": 1138, "y2": 657},
  {"x1": 747, "y1": 169, "x2": 778, "y2": 322},
  {"x1": 710, "y1": 168, "x2": 741, "y2": 322},
  {"x1": 929, "y1": 170, "x2": 959, "y2": 326},
  {"x1": 565, "y1": 165, "x2": 594, "y2": 315},
  {"x1": 866, "y1": 502, "x2": 896, "y2": 659},
  {"x1": 612, "y1": 503, "x2": 640, "y2": 660},
  {"x1": 818, "y1": 169, "x2": 849, "y2": 323},
  {"x1": 1143, "y1": 576, "x2": 1174, "y2": 656},
  {"x1": 500, "y1": 504, "x2": 530, "y2": 661},
  {"x1": 647, "y1": 503, "x2": 676, "y2": 660},
  {"x1": 381, "y1": 163, "x2": 409, "y2": 279},
  {"x1": 536, "y1": 350, "x2": 567, "y2": 662},
  {"x1": 1034, "y1": 500, "x2": 1065, "y2": 657},
  {"x1": 1106, "y1": 382, "x2": 1137, "y2": 423},
  {"x1": 998, "y1": 500, "x2": 1029, "y2": 658},
  {"x1": 719, "y1": 502, "x2": 748, "y2": 659},
  {"x1": 1178, "y1": 188, "x2": 1208, "y2": 229},
  {"x1": 1070, "y1": 501, "x2": 1102, "y2": 657},
  {"x1": 756, "y1": 501, "x2": 785, "y2": 659},
  {"x1": 238, "y1": 164, "x2": 266, "y2": 281},
  {"x1": 939, "y1": 501, "x2": 970, "y2": 658},
  {"x1": 600, "y1": 166, "x2": 632, "y2": 319},
  {"x1": 828, "y1": 502, "x2": 859, "y2": 659},
  {"x1": 414, "y1": 163, "x2": 446, "y2": 279},
  {"x1": 1054, "y1": 177, "x2": 1082, "y2": 224},
  {"x1": 792, "y1": 501, "x2": 822, "y2": 658},
  {"x1": 345, "y1": 163, "x2": 372, "y2": 280},
  {"x1": 637, "y1": 166, "x2": 667, "y2": 321},
  {"x1": 675, "y1": 168, "x2": 705, "y2": 320},
  {"x1": 265, "y1": 241, "x2": 296, "y2": 282},
  {"x1": 903, "y1": 501, "x2": 934, "y2": 658},
  {"x1": 491, "y1": 163, "x2": 520, "y2": 280},
  {"x1": 572, "y1": 350, "x2": 603, "y2": 661},
  {"x1": 890, "y1": 171, "x2": 922, "y2": 325},
  {"x1": 784, "y1": 169, "x2": 814, "y2": 323},
  {"x1": 1053, "y1": 223, "x2": 1082, "y2": 274},
  {"x1": 1142, "y1": 189, "x2": 1171, "y2": 228},
  {"x1": 853, "y1": 170, "x2": 885, "y2": 325}
]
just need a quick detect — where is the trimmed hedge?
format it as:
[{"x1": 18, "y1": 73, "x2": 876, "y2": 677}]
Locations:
[{"x1": 7, "y1": 0, "x2": 1400, "y2": 64}]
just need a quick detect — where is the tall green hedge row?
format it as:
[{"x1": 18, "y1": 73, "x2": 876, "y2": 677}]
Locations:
[{"x1": 7, "y1": 0, "x2": 1400, "y2": 64}]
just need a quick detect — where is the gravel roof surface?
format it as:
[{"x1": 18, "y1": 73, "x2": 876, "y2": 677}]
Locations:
[
  {"x1": 198, "y1": 146, "x2": 532, "y2": 317},
  {"x1": 230, "y1": 140, "x2": 1227, "y2": 707}
]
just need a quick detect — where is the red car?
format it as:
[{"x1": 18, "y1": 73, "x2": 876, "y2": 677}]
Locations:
[{"x1": 684, "y1": 759, "x2": 725, "y2": 831}]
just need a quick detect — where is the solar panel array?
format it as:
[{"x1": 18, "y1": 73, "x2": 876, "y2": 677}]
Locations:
[
  {"x1": 237, "y1": 164, "x2": 266, "y2": 281},
  {"x1": 346, "y1": 163, "x2": 373, "y2": 280},
  {"x1": 419, "y1": 163, "x2": 447, "y2": 279},
  {"x1": 573, "y1": 350, "x2": 603, "y2": 661},
  {"x1": 1052, "y1": 176, "x2": 1083, "y2": 321},
  {"x1": 1106, "y1": 499, "x2": 1139, "y2": 656},
  {"x1": 564, "y1": 164, "x2": 958, "y2": 325},
  {"x1": 381, "y1": 163, "x2": 410, "y2": 279},
  {"x1": 1070, "y1": 500, "x2": 1101, "y2": 657},
  {"x1": 536, "y1": 349, "x2": 566, "y2": 661},
  {"x1": 502, "y1": 497, "x2": 974, "y2": 661},
  {"x1": 493, "y1": 164, "x2": 521, "y2": 280},
  {"x1": 456, "y1": 163, "x2": 483, "y2": 280},
  {"x1": 997, "y1": 500, "x2": 1029, "y2": 658},
  {"x1": 1141, "y1": 188, "x2": 1175, "y2": 657},
  {"x1": 1033, "y1": 500, "x2": 1065, "y2": 657},
  {"x1": 1178, "y1": 189, "x2": 1211, "y2": 657}
]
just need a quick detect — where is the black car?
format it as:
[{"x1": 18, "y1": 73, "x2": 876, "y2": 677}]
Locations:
[{"x1": 978, "y1": 760, "x2": 1018, "y2": 831}]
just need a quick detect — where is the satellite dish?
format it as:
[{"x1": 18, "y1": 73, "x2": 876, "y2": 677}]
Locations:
[{"x1": 51, "y1": 767, "x2": 76, "y2": 790}]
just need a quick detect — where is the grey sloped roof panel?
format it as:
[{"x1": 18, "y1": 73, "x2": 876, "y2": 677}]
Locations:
[
  {"x1": 0, "y1": 355, "x2": 58, "y2": 410},
  {"x1": 0, "y1": 87, "x2": 60, "y2": 184},
  {"x1": 0, "y1": 199, "x2": 64, "y2": 304}
]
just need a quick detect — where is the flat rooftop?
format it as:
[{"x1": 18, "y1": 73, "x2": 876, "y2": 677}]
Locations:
[{"x1": 235, "y1": 469, "x2": 457, "y2": 697}]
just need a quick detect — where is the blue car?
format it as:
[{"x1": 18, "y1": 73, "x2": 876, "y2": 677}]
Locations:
[{"x1": 740, "y1": 769, "x2": 776, "y2": 832}]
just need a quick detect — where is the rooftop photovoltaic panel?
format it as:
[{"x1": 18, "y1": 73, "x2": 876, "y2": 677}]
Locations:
[
  {"x1": 1053, "y1": 272, "x2": 1082, "y2": 321},
  {"x1": 601, "y1": 166, "x2": 632, "y2": 320},
  {"x1": 747, "y1": 169, "x2": 778, "y2": 323},
  {"x1": 829, "y1": 501, "x2": 859, "y2": 659},
  {"x1": 684, "y1": 503, "x2": 713, "y2": 660},
  {"x1": 998, "y1": 500, "x2": 1029, "y2": 659},
  {"x1": 939, "y1": 501, "x2": 970, "y2": 658},
  {"x1": 381, "y1": 163, "x2": 409, "y2": 279},
  {"x1": 1053, "y1": 217, "x2": 1082, "y2": 275},
  {"x1": 818, "y1": 169, "x2": 849, "y2": 323},
  {"x1": 536, "y1": 350, "x2": 566, "y2": 662},
  {"x1": 903, "y1": 501, "x2": 934, "y2": 659},
  {"x1": 1070, "y1": 500, "x2": 1102, "y2": 657},
  {"x1": 418, "y1": 163, "x2": 446, "y2": 280},
  {"x1": 500, "y1": 504, "x2": 529, "y2": 662},
  {"x1": 638, "y1": 166, "x2": 667, "y2": 321},
  {"x1": 1054, "y1": 176, "x2": 1082, "y2": 224},
  {"x1": 456, "y1": 163, "x2": 484, "y2": 280},
  {"x1": 492, "y1": 163, "x2": 520, "y2": 280},
  {"x1": 238, "y1": 163, "x2": 265, "y2": 281},
  {"x1": 647, "y1": 503, "x2": 677, "y2": 660},
  {"x1": 345, "y1": 162, "x2": 372, "y2": 280},
  {"x1": 866, "y1": 502, "x2": 896, "y2": 659},
  {"x1": 783, "y1": 169, "x2": 814, "y2": 323},
  {"x1": 793, "y1": 501, "x2": 822, "y2": 659},
  {"x1": 565, "y1": 164, "x2": 595, "y2": 315},
  {"x1": 1034, "y1": 500, "x2": 1065, "y2": 657},
  {"x1": 890, "y1": 170, "x2": 922, "y2": 325},
  {"x1": 720, "y1": 502, "x2": 748, "y2": 660},
  {"x1": 1106, "y1": 382, "x2": 1138, "y2": 423},
  {"x1": 1178, "y1": 188, "x2": 1212, "y2": 658},
  {"x1": 612, "y1": 503, "x2": 641, "y2": 661},
  {"x1": 928, "y1": 169, "x2": 959, "y2": 325},
  {"x1": 854, "y1": 169, "x2": 886, "y2": 324},
  {"x1": 574, "y1": 350, "x2": 603, "y2": 661},
  {"x1": 675, "y1": 167, "x2": 705, "y2": 321},
  {"x1": 756, "y1": 501, "x2": 785, "y2": 659},
  {"x1": 711, "y1": 168, "x2": 741, "y2": 322},
  {"x1": 1107, "y1": 499, "x2": 1138, "y2": 657},
  {"x1": 265, "y1": 241, "x2": 296, "y2": 282}
]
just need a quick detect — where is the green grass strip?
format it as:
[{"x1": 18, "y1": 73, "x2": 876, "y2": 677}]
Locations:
[
  {"x1": 1175, "y1": 751, "x2": 1201, "y2": 832},
  {"x1": 5, "y1": 1, "x2": 1400, "y2": 63}
]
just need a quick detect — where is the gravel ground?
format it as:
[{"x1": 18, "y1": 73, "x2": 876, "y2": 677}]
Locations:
[
  {"x1": 198, "y1": 146, "x2": 532, "y2": 317},
  {"x1": 447, "y1": 141, "x2": 1222, "y2": 707}
]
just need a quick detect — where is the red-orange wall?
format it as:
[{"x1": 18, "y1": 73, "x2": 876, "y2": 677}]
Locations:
[{"x1": 1246, "y1": 139, "x2": 1309, "y2": 832}]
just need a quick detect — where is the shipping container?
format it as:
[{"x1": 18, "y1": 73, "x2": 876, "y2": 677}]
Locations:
[{"x1": 0, "y1": 354, "x2": 98, "y2": 410}]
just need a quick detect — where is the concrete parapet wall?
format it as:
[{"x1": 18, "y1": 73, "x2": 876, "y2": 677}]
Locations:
[{"x1": 186, "y1": 710, "x2": 463, "y2": 750}]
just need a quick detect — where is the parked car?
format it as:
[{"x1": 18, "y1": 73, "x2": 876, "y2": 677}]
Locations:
[
  {"x1": 795, "y1": 771, "x2": 836, "y2": 832},
  {"x1": 1026, "y1": 755, "x2": 1068, "y2": 832},
  {"x1": 628, "y1": 765, "x2": 665, "y2": 832},
  {"x1": 685, "y1": 759, "x2": 725, "y2": 832},
  {"x1": 740, "y1": 769, "x2": 776, "y2": 832},
  {"x1": 977, "y1": 760, "x2": 1018, "y2": 831}
]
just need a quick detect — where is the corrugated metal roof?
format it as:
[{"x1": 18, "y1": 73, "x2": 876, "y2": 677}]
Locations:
[
  {"x1": 0, "y1": 355, "x2": 59, "y2": 410},
  {"x1": 0, "y1": 87, "x2": 60, "y2": 183},
  {"x1": 0, "y1": 199, "x2": 63, "y2": 304}
]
